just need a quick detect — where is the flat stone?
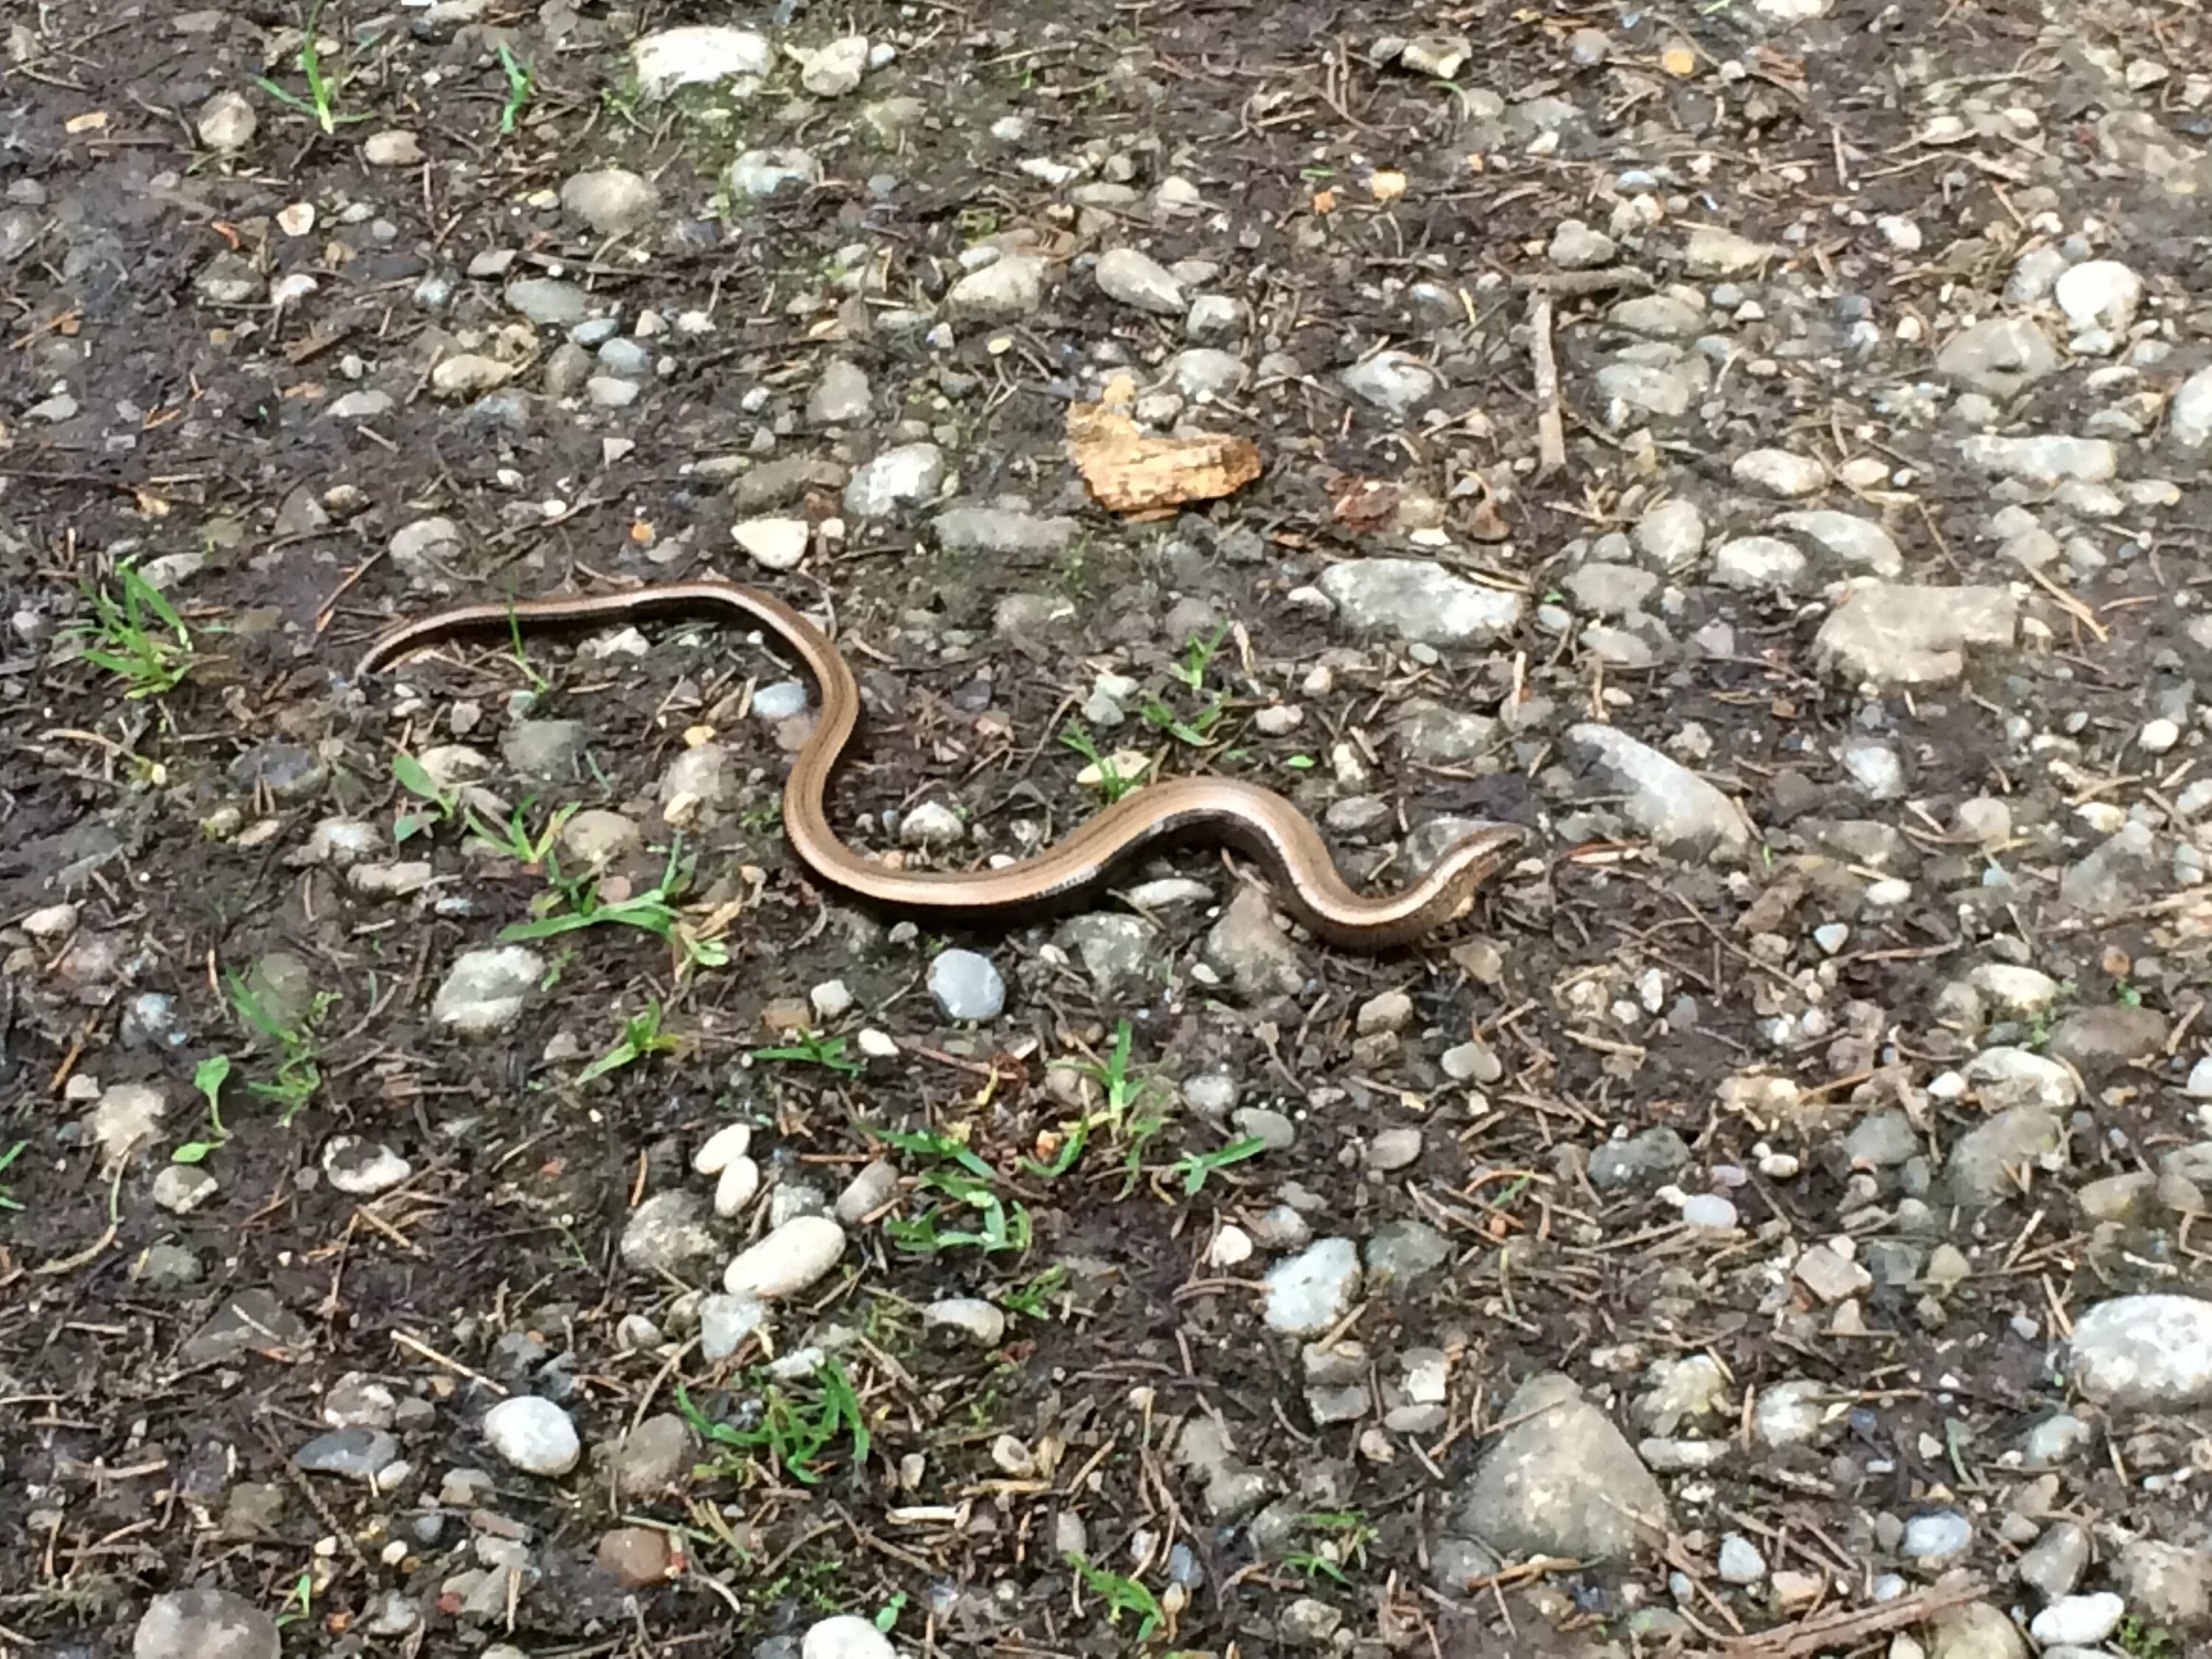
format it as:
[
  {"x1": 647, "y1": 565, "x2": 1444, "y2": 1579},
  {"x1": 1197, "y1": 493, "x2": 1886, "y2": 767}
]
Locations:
[
  {"x1": 723, "y1": 1215, "x2": 847, "y2": 1299},
  {"x1": 1564, "y1": 724, "x2": 1751, "y2": 857},
  {"x1": 1094, "y1": 246, "x2": 1185, "y2": 315},
  {"x1": 933, "y1": 505, "x2": 1078, "y2": 555},
  {"x1": 1935, "y1": 317, "x2": 2059, "y2": 395},
  {"x1": 1453, "y1": 1372, "x2": 1671, "y2": 1559},
  {"x1": 560, "y1": 168, "x2": 658, "y2": 235},
  {"x1": 1947, "y1": 1105, "x2": 2064, "y2": 1204},
  {"x1": 1813, "y1": 583, "x2": 2017, "y2": 686},
  {"x1": 2067, "y1": 1295, "x2": 2212, "y2": 1407},
  {"x1": 844, "y1": 442, "x2": 945, "y2": 518},
  {"x1": 133, "y1": 1590, "x2": 279, "y2": 1659},
  {"x1": 1318, "y1": 558, "x2": 1523, "y2": 644},
  {"x1": 1264, "y1": 1238, "x2": 1361, "y2": 1335},
  {"x1": 945, "y1": 256, "x2": 1046, "y2": 321},
  {"x1": 631, "y1": 26, "x2": 771, "y2": 97},
  {"x1": 1340, "y1": 351, "x2": 1440, "y2": 414},
  {"x1": 1959, "y1": 434, "x2": 2119, "y2": 484},
  {"x1": 431, "y1": 946, "x2": 543, "y2": 1035}
]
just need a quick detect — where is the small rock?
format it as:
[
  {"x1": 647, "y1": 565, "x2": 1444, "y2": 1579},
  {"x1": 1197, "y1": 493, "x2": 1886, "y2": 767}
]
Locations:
[
  {"x1": 1732, "y1": 450, "x2": 1828, "y2": 498},
  {"x1": 2067, "y1": 1294, "x2": 2212, "y2": 1406},
  {"x1": 560, "y1": 168, "x2": 659, "y2": 236},
  {"x1": 362, "y1": 131, "x2": 423, "y2": 167},
  {"x1": 1318, "y1": 558, "x2": 1523, "y2": 644},
  {"x1": 724, "y1": 1215, "x2": 847, "y2": 1299},
  {"x1": 483, "y1": 1396, "x2": 581, "y2": 1476},
  {"x1": 844, "y1": 442, "x2": 945, "y2": 518},
  {"x1": 431, "y1": 946, "x2": 543, "y2": 1035},
  {"x1": 1453, "y1": 1373, "x2": 1670, "y2": 1557},
  {"x1": 924, "y1": 1298, "x2": 1006, "y2": 1347},
  {"x1": 945, "y1": 256, "x2": 1046, "y2": 320},
  {"x1": 321, "y1": 1137, "x2": 411, "y2": 1196},
  {"x1": 2028, "y1": 1594, "x2": 2124, "y2": 1648},
  {"x1": 1264, "y1": 1239, "x2": 1361, "y2": 1335},
  {"x1": 1340, "y1": 351, "x2": 1440, "y2": 415},
  {"x1": 197, "y1": 90, "x2": 257, "y2": 151},
  {"x1": 619, "y1": 1190, "x2": 718, "y2": 1274},
  {"x1": 1935, "y1": 317, "x2": 2059, "y2": 395},
  {"x1": 133, "y1": 1589, "x2": 279, "y2": 1659},
  {"x1": 807, "y1": 360, "x2": 872, "y2": 425},
  {"x1": 734, "y1": 517, "x2": 811, "y2": 571},
  {"x1": 927, "y1": 948, "x2": 1004, "y2": 1020},
  {"x1": 801, "y1": 1615, "x2": 895, "y2": 1659},
  {"x1": 632, "y1": 26, "x2": 771, "y2": 97},
  {"x1": 2053, "y1": 261, "x2": 2141, "y2": 333},
  {"x1": 1094, "y1": 247, "x2": 1186, "y2": 315},
  {"x1": 597, "y1": 1526, "x2": 673, "y2": 1587},
  {"x1": 1565, "y1": 724, "x2": 1752, "y2": 857}
]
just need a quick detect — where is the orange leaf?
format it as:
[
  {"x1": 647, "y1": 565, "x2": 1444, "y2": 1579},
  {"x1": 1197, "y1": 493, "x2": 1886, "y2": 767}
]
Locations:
[{"x1": 1065, "y1": 403, "x2": 1262, "y2": 517}]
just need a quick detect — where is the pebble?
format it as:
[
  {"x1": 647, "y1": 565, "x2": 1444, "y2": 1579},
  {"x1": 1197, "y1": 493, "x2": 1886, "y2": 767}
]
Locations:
[
  {"x1": 1731, "y1": 449, "x2": 1828, "y2": 498},
  {"x1": 1263, "y1": 1238, "x2": 1361, "y2": 1334},
  {"x1": 836, "y1": 1159, "x2": 899, "y2": 1222},
  {"x1": 482, "y1": 1397, "x2": 581, "y2": 1476},
  {"x1": 844, "y1": 442, "x2": 945, "y2": 518},
  {"x1": 1454, "y1": 1373, "x2": 1671, "y2": 1557},
  {"x1": 923, "y1": 1298, "x2": 1006, "y2": 1346},
  {"x1": 801, "y1": 1615, "x2": 896, "y2": 1659},
  {"x1": 713, "y1": 1157, "x2": 762, "y2": 1217},
  {"x1": 2067, "y1": 1294, "x2": 2212, "y2": 1406},
  {"x1": 431, "y1": 946, "x2": 543, "y2": 1035},
  {"x1": 1366, "y1": 1127, "x2": 1422, "y2": 1172},
  {"x1": 1094, "y1": 246, "x2": 1186, "y2": 314},
  {"x1": 631, "y1": 26, "x2": 771, "y2": 97},
  {"x1": 560, "y1": 167, "x2": 659, "y2": 235},
  {"x1": 1340, "y1": 351, "x2": 1440, "y2": 415},
  {"x1": 2028, "y1": 1593, "x2": 2123, "y2": 1647},
  {"x1": 946, "y1": 256, "x2": 1046, "y2": 320},
  {"x1": 723, "y1": 1215, "x2": 847, "y2": 1298},
  {"x1": 321, "y1": 1137, "x2": 411, "y2": 1196},
  {"x1": 927, "y1": 948, "x2": 1004, "y2": 1020},
  {"x1": 1318, "y1": 558, "x2": 1522, "y2": 644},
  {"x1": 694, "y1": 1123, "x2": 753, "y2": 1175},
  {"x1": 197, "y1": 90, "x2": 257, "y2": 151},
  {"x1": 699, "y1": 1293, "x2": 769, "y2": 1360},
  {"x1": 133, "y1": 1589, "x2": 279, "y2": 1659},
  {"x1": 734, "y1": 517, "x2": 811, "y2": 570},
  {"x1": 1565, "y1": 724, "x2": 1752, "y2": 856}
]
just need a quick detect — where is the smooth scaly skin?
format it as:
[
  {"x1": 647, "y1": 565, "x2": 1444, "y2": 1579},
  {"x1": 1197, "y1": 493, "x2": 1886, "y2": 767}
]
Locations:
[{"x1": 354, "y1": 582, "x2": 1526, "y2": 947}]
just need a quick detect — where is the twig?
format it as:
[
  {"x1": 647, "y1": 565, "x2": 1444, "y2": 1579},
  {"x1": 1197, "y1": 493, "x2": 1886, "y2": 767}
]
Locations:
[
  {"x1": 1528, "y1": 288, "x2": 1566, "y2": 477},
  {"x1": 1701, "y1": 1574, "x2": 1987, "y2": 1658}
]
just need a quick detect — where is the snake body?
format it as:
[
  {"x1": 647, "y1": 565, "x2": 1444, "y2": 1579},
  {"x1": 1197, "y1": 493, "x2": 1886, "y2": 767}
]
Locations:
[{"x1": 355, "y1": 581, "x2": 1524, "y2": 947}]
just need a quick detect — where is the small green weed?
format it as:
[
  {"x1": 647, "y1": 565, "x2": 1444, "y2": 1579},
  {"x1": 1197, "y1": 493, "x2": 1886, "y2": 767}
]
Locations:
[
  {"x1": 872, "y1": 1591, "x2": 908, "y2": 1634},
  {"x1": 0, "y1": 1138, "x2": 27, "y2": 1211},
  {"x1": 1140, "y1": 696, "x2": 1223, "y2": 747},
  {"x1": 751, "y1": 1031, "x2": 863, "y2": 1075},
  {"x1": 256, "y1": 3, "x2": 372, "y2": 134},
  {"x1": 271, "y1": 1571, "x2": 315, "y2": 1628},
  {"x1": 390, "y1": 751, "x2": 459, "y2": 843},
  {"x1": 1065, "y1": 1552, "x2": 1163, "y2": 1641},
  {"x1": 68, "y1": 561, "x2": 195, "y2": 698},
  {"x1": 1167, "y1": 1134, "x2": 1268, "y2": 1195},
  {"x1": 1038, "y1": 1020, "x2": 1170, "y2": 1194},
  {"x1": 495, "y1": 44, "x2": 534, "y2": 135},
  {"x1": 2115, "y1": 1616, "x2": 2176, "y2": 1659},
  {"x1": 1168, "y1": 620, "x2": 1231, "y2": 691},
  {"x1": 465, "y1": 796, "x2": 574, "y2": 867},
  {"x1": 171, "y1": 1054, "x2": 232, "y2": 1164},
  {"x1": 1001, "y1": 1265, "x2": 1069, "y2": 1320},
  {"x1": 1284, "y1": 1510, "x2": 1376, "y2": 1583},
  {"x1": 875, "y1": 1127, "x2": 1032, "y2": 1256},
  {"x1": 1060, "y1": 720, "x2": 1145, "y2": 804},
  {"x1": 577, "y1": 1001, "x2": 682, "y2": 1085},
  {"x1": 677, "y1": 1359, "x2": 870, "y2": 1487},
  {"x1": 501, "y1": 841, "x2": 729, "y2": 974},
  {"x1": 227, "y1": 971, "x2": 336, "y2": 1126}
]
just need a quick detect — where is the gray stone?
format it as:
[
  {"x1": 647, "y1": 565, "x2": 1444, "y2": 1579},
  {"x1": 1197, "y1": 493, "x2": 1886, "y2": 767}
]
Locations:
[
  {"x1": 1773, "y1": 509, "x2": 1904, "y2": 577},
  {"x1": 1814, "y1": 583, "x2": 2017, "y2": 686},
  {"x1": 2067, "y1": 1295, "x2": 2212, "y2": 1407},
  {"x1": 1264, "y1": 1239, "x2": 1361, "y2": 1335},
  {"x1": 197, "y1": 91, "x2": 257, "y2": 151},
  {"x1": 1685, "y1": 226, "x2": 1776, "y2": 276},
  {"x1": 1054, "y1": 914, "x2": 1159, "y2": 1000},
  {"x1": 2060, "y1": 821, "x2": 2159, "y2": 914},
  {"x1": 1845, "y1": 1110, "x2": 1919, "y2": 1168},
  {"x1": 619, "y1": 1190, "x2": 717, "y2": 1274},
  {"x1": 1596, "y1": 358, "x2": 1701, "y2": 419},
  {"x1": 802, "y1": 1615, "x2": 896, "y2": 1659},
  {"x1": 1094, "y1": 247, "x2": 1186, "y2": 315},
  {"x1": 844, "y1": 442, "x2": 945, "y2": 518},
  {"x1": 807, "y1": 361, "x2": 872, "y2": 425},
  {"x1": 2045, "y1": 1005, "x2": 2167, "y2": 1074},
  {"x1": 1926, "y1": 1602, "x2": 2028, "y2": 1659},
  {"x1": 1712, "y1": 535, "x2": 1811, "y2": 591},
  {"x1": 560, "y1": 168, "x2": 658, "y2": 235},
  {"x1": 1363, "y1": 1220, "x2": 1449, "y2": 1288},
  {"x1": 631, "y1": 26, "x2": 771, "y2": 97},
  {"x1": 945, "y1": 256, "x2": 1046, "y2": 321},
  {"x1": 1453, "y1": 1373, "x2": 1670, "y2": 1559},
  {"x1": 1202, "y1": 888, "x2": 1305, "y2": 998},
  {"x1": 1960, "y1": 434, "x2": 2118, "y2": 484},
  {"x1": 506, "y1": 278, "x2": 588, "y2": 325},
  {"x1": 728, "y1": 148, "x2": 821, "y2": 200},
  {"x1": 1590, "y1": 1127, "x2": 1691, "y2": 1190},
  {"x1": 699, "y1": 1293, "x2": 769, "y2": 1359},
  {"x1": 2171, "y1": 366, "x2": 2212, "y2": 453},
  {"x1": 1340, "y1": 351, "x2": 1440, "y2": 415},
  {"x1": 613, "y1": 1413, "x2": 692, "y2": 1498},
  {"x1": 1564, "y1": 724, "x2": 1752, "y2": 858},
  {"x1": 1632, "y1": 498, "x2": 1705, "y2": 570},
  {"x1": 1609, "y1": 292, "x2": 1707, "y2": 338},
  {"x1": 431, "y1": 946, "x2": 543, "y2": 1035},
  {"x1": 2114, "y1": 1540, "x2": 2212, "y2": 1631},
  {"x1": 293, "y1": 1428, "x2": 400, "y2": 1482},
  {"x1": 1935, "y1": 317, "x2": 2059, "y2": 396},
  {"x1": 2017, "y1": 1521, "x2": 2089, "y2": 1600},
  {"x1": 1318, "y1": 558, "x2": 1522, "y2": 644},
  {"x1": 181, "y1": 1290, "x2": 310, "y2": 1364},
  {"x1": 927, "y1": 948, "x2": 1004, "y2": 1020},
  {"x1": 484, "y1": 1396, "x2": 581, "y2": 1475},
  {"x1": 933, "y1": 505, "x2": 1078, "y2": 555},
  {"x1": 134, "y1": 1590, "x2": 279, "y2": 1659},
  {"x1": 1947, "y1": 1105, "x2": 2064, "y2": 1204},
  {"x1": 1732, "y1": 449, "x2": 1828, "y2": 498}
]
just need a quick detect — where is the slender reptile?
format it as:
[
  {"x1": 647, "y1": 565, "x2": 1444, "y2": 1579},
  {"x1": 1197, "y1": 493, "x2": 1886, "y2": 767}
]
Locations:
[{"x1": 355, "y1": 581, "x2": 1526, "y2": 947}]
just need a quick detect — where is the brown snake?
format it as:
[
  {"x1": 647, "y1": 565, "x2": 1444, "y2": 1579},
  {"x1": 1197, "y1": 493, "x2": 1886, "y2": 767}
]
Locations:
[{"x1": 355, "y1": 581, "x2": 1526, "y2": 948}]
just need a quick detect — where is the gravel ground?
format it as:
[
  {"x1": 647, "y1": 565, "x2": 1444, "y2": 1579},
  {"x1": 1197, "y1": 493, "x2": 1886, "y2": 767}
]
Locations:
[{"x1": 6, "y1": 1, "x2": 2212, "y2": 1658}]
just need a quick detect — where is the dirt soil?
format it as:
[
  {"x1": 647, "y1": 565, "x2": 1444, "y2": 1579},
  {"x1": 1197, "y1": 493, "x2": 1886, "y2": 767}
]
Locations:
[{"x1": 6, "y1": 1, "x2": 2212, "y2": 1657}]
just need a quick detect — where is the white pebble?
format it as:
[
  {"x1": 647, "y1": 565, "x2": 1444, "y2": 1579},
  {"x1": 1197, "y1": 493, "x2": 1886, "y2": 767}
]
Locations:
[
  {"x1": 2141, "y1": 717, "x2": 2181, "y2": 754},
  {"x1": 693, "y1": 1123, "x2": 751, "y2": 1175},
  {"x1": 482, "y1": 1397, "x2": 581, "y2": 1476},
  {"x1": 724, "y1": 1215, "x2": 846, "y2": 1298},
  {"x1": 714, "y1": 1155, "x2": 762, "y2": 1217}
]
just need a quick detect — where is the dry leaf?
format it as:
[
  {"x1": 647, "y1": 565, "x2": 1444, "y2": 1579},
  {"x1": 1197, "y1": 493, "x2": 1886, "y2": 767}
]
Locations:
[
  {"x1": 1661, "y1": 45, "x2": 1697, "y2": 76},
  {"x1": 1368, "y1": 169, "x2": 1407, "y2": 202},
  {"x1": 1312, "y1": 187, "x2": 1337, "y2": 215},
  {"x1": 1066, "y1": 403, "x2": 1262, "y2": 517},
  {"x1": 1326, "y1": 473, "x2": 1400, "y2": 535},
  {"x1": 66, "y1": 110, "x2": 109, "y2": 133}
]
